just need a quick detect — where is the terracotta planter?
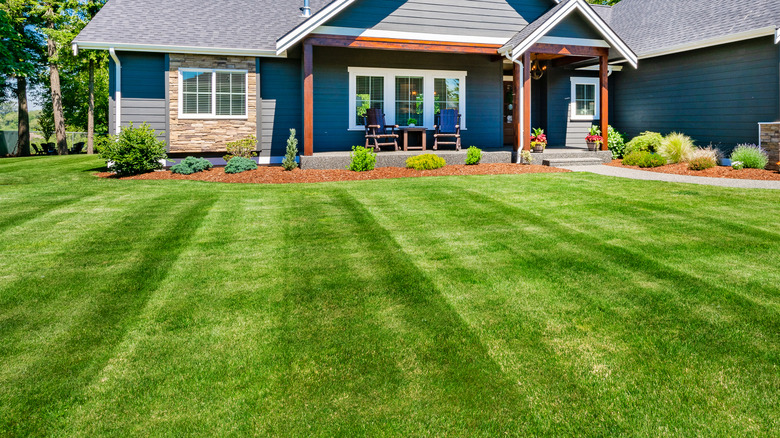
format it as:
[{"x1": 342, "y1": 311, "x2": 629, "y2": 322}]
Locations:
[{"x1": 586, "y1": 141, "x2": 601, "y2": 151}]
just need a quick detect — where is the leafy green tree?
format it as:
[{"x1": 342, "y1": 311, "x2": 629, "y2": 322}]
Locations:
[
  {"x1": 0, "y1": 1, "x2": 43, "y2": 156},
  {"x1": 62, "y1": 0, "x2": 109, "y2": 154}
]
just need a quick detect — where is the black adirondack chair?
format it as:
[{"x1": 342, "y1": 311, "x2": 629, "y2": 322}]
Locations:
[
  {"x1": 31, "y1": 144, "x2": 44, "y2": 155},
  {"x1": 364, "y1": 108, "x2": 399, "y2": 152},
  {"x1": 69, "y1": 142, "x2": 85, "y2": 154},
  {"x1": 433, "y1": 109, "x2": 461, "y2": 151}
]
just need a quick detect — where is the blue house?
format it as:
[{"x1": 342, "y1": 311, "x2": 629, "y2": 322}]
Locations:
[{"x1": 73, "y1": 0, "x2": 779, "y2": 163}]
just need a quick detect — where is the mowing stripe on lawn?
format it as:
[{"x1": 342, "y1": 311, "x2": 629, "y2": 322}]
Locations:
[{"x1": 0, "y1": 194, "x2": 217, "y2": 437}]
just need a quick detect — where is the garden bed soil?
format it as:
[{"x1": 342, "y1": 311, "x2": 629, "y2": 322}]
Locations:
[
  {"x1": 98, "y1": 163, "x2": 568, "y2": 184},
  {"x1": 607, "y1": 160, "x2": 780, "y2": 181}
]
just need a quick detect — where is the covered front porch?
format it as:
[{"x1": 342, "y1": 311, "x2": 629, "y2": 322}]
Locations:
[{"x1": 297, "y1": 0, "x2": 637, "y2": 162}]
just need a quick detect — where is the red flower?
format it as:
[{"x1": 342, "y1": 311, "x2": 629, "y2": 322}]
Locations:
[
  {"x1": 586, "y1": 135, "x2": 603, "y2": 143},
  {"x1": 531, "y1": 134, "x2": 547, "y2": 143}
]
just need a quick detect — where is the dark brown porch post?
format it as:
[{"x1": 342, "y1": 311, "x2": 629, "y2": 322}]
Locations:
[
  {"x1": 599, "y1": 54, "x2": 609, "y2": 151},
  {"x1": 513, "y1": 62, "x2": 521, "y2": 152},
  {"x1": 303, "y1": 40, "x2": 314, "y2": 156},
  {"x1": 522, "y1": 51, "x2": 532, "y2": 151}
]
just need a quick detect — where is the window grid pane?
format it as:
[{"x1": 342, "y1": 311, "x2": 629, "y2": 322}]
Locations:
[
  {"x1": 215, "y1": 72, "x2": 246, "y2": 116},
  {"x1": 395, "y1": 76, "x2": 424, "y2": 126},
  {"x1": 434, "y1": 78, "x2": 460, "y2": 115},
  {"x1": 182, "y1": 71, "x2": 213, "y2": 115},
  {"x1": 355, "y1": 75, "x2": 384, "y2": 125},
  {"x1": 575, "y1": 83, "x2": 595, "y2": 116}
]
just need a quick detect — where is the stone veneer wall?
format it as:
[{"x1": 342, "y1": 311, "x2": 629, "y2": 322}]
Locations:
[
  {"x1": 168, "y1": 54, "x2": 257, "y2": 153},
  {"x1": 759, "y1": 122, "x2": 780, "y2": 171}
]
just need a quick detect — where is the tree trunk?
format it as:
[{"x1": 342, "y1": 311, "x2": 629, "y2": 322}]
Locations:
[
  {"x1": 15, "y1": 77, "x2": 30, "y2": 157},
  {"x1": 47, "y1": 23, "x2": 68, "y2": 155},
  {"x1": 87, "y1": 59, "x2": 95, "y2": 154}
]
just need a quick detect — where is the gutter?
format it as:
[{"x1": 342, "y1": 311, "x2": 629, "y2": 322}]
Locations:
[
  {"x1": 74, "y1": 41, "x2": 282, "y2": 58},
  {"x1": 109, "y1": 48, "x2": 121, "y2": 135}
]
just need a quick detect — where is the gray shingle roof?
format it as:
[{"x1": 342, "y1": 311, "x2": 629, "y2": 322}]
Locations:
[
  {"x1": 74, "y1": 0, "x2": 335, "y2": 52},
  {"x1": 607, "y1": 0, "x2": 780, "y2": 56}
]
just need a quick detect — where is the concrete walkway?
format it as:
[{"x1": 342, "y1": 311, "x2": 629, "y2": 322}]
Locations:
[{"x1": 562, "y1": 165, "x2": 780, "y2": 190}]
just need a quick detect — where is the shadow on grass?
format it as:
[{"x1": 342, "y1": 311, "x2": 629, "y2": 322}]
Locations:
[
  {"x1": 0, "y1": 194, "x2": 217, "y2": 437},
  {"x1": 259, "y1": 187, "x2": 529, "y2": 435}
]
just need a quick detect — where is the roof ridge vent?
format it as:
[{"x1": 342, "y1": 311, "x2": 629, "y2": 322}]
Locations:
[{"x1": 301, "y1": 0, "x2": 311, "y2": 17}]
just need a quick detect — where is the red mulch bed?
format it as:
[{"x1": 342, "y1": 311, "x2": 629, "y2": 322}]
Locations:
[
  {"x1": 607, "y1": 160, "x2": 780, "y2": 181},
  {"x1": 97, "y1": 163, "x2": 568, "y2": 184}
]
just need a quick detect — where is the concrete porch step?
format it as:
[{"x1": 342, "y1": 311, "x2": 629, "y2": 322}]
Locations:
[{"x1": 542, "y1": 157, "x2": 606, "y2": 167}]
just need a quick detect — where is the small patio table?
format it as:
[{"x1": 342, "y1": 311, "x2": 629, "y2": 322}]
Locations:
[{"x1": 401, "y1": 127, "x2": 427, "y2": 151}]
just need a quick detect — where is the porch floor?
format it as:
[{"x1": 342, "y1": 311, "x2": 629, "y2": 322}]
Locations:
[
  {"x1": 300, "y1": 147, "x2": 611, "y2": 169},
  {"x1": 300, "y1": 148, "x2": 513, "y2": 170}
]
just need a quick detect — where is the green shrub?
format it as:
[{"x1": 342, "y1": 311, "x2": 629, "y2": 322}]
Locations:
[
  {"x1": 520, "y1": 150, "x2": 533, "y2": 165},
  {"x1": 607, "y1": 126, "x2": 626, "y2": 159},
  {"x1": 623, "y1": 151, "x2": 666, "y2": 168},
  {"x1": 688, "y1": 156, "x2": 716, "y2": 171},
  {"x1": 98, "y1": 123, "x2": 167, "y2": 176},
  {"x1": 347, "y1": 145, "x2": 377, "y2": 172},
  {"x1": 171, "y1": 156, "x2": 213, "y2": 175},
  {"x1": 465, "y1": 146, "x2": 482, "y2": 165},
  {"x1": 625, "y1": 131, "x2": 663, "y2": 154},
  {"x1": 406, "y1": 154, "x2": 446, "y2": 170},
  {"x1": 659, "y1": 132, "x2": 695, "y2": 164},
  {"x1": 224, "y1": 135, "x2": 258, "y2": 162},
  {"x1": 282, "y1": 129, "x2": 299, "y2": 171},
  {"x1": 224, "y1": 156, "x2": 258, "y2": 174},
  {"x1": 730, "y1": 144, "x2": 769, "y2": 169}
]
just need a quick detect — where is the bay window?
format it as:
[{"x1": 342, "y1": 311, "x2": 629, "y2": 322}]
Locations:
[
  {"x1": 348, "y1": 67, "x2": 467, "y2": 130},
  {"x1": 179, "y1": 69, "x2": 248, "y2": 118}
]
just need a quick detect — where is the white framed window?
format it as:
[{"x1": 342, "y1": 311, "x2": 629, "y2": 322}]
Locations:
[
  {"x1": 179, "y1": 68, "x2": 248, "y2": 119},
  {"x1": 348, "y1": 67, "x2": 467, "y2": 130},
  {"x1": 570, "y1": 77, "x2": 600, "y2": 121}
]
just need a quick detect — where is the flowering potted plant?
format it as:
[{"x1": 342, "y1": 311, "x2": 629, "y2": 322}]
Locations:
[
  {"x1": 530, "y1": 127, "x2": 547, "y2": 153},
  {"x1": 586, "y1": 126, "x2": 603, "y2": 151}
]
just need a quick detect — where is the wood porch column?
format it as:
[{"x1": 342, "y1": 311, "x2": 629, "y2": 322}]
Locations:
[
  {"x1": 513, "y1": 62, "x2": 521, "y2": 152},
  {"x1": 599, "y1": 54, "x2": 609, "y2": 151},
  {"x1": 303, "y1": 40, "x2": 314, "y2": 156},
  {"x1": 522, "y1": 51, "x2": 532, "y2": 151}
]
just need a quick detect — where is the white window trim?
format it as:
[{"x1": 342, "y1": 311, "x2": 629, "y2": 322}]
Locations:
[
  {"x1": 347, "y1": 67, "x2": 467, "y2": 131},
  {"x1": 178, "y1": 68, "x2": 249, "y2": 120},
  {"x1": 570, "y1": 77, "x2": 600, "y2": 121}
]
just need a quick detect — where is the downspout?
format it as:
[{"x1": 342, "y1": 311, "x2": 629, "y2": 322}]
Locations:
[{"x1": 109, "y1": 48, "x2": 121, "y2": 135}]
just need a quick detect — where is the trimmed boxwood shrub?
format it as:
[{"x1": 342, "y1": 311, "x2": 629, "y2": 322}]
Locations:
[
  {"x1": 406, "y1": 154, "x2": 446, "y2": 170},
  {"x1": 465, "y1": 146, "x2": 482, "y2": 165},
  {"x1": 224, "y1": 156, "x2": 258, "y2": 174},
  {"x1": 730, "y1": 144, "x2": 769, "y2": 169},
  {"x1": 98, "y1": 122, "x2": 167, "y2": 176},
  {"x1": 171, "y1": 156, "x2": 213, "y2": 175},
  {"x1": 347, "y1": 145, "x2": 377, "y2": 172},
  {"x1": 625, "y1": 131, "x2": 663, "y2": 154},
  {"x1": 623, "y1": 151, "x2": 666, "y2": 168}
]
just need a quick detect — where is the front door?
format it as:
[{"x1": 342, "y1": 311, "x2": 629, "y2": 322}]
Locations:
[{"x1": 503, "y1": 81, "x2": 515, "y2": 146}]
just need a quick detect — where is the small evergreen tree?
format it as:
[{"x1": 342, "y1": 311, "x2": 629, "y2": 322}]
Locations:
[{"x1": 282, "y1": 129, "x2": 298, "y2": 171}]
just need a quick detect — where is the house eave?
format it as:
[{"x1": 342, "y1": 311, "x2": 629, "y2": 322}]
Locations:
[
  {"x1": 73, "y1": 41, "x2": 283, "y2": 58},
  {"x1": 614, "y1": 26, "x2": 779, "y2": 63},
  {"x1": 507, "y1": 0, "x2": 637, "y2": 68}
]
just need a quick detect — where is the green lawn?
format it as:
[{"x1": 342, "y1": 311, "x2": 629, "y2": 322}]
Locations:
[{"x1": 1, "y1": 156, "x2": 778, "y2": 436}]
